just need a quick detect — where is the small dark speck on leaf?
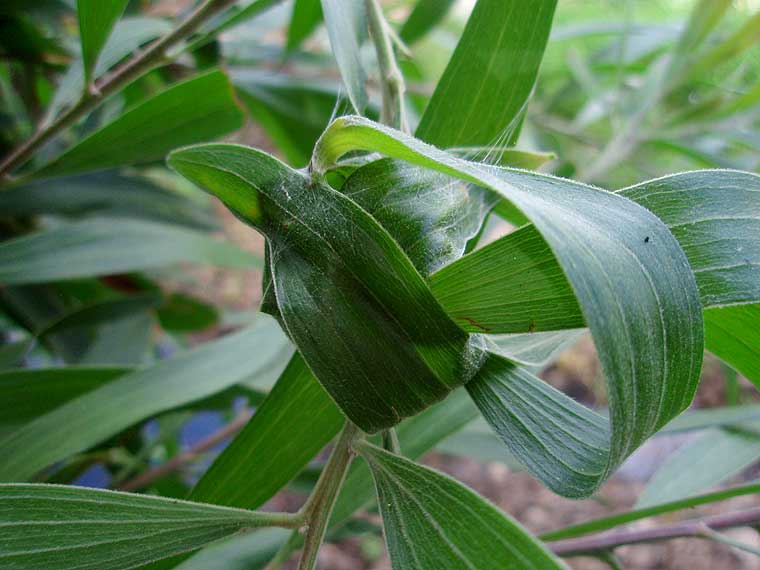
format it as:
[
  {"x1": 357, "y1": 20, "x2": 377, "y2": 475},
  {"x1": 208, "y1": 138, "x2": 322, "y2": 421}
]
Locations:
[
  {"x1": 528, "y1": 320, "x2": 536, "y2": 333},
  {"x1": 644, "y1": 236, "x2": 650, "y2": 243}
]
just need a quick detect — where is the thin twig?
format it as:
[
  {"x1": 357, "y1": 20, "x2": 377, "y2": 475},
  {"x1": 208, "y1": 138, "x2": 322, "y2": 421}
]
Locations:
[
  {"x1": 0, "y1": 0, "x2": 236, "y2": 181},
  {"x1": 548, "y1": 506, "x2": 760, "y2": 557},
  {"x1": 297, "y1": 422, "x2": 359, "y2": 570},
  {"x1": 117, "y1": 410, "x2": 252, "y2": 492}
]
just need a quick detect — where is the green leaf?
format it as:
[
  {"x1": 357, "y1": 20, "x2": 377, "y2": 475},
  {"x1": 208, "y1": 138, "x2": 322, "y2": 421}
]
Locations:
[
  {"x1": 341, "y1": 158, "x2": 496, "y2": 276},
  {"x1": 188, "y1": 0, "x2": 282, "y2": 52},
  {"x1": 542, "y1": 479, "x2": 760, "y2": 541},
  {"x1": 0, "y1": 483, "x2": 288, "y2": 570},
  {"x1": 0, "y1": 319, "x2": 284, "y2": 481},
  {"x1": 157, "y1": 293, "x2": 218, "y2": 333},
  {"x1": 0, "y1": 171, "x2": 217, "y2": 230},
  {"x1": 636, "y1": 426, "x2": 760, "y2": 508},
  {"x1": 79, "y1": 312, "x2": 154, "y2": 366},
  {"x1": 0, "y1": 338, "x2": 33, "y2": 370},
  {"x1": 232, "y1": 70, "x2": 340, "y2": 167},
  {"x1": 415, "y1": 0, "x2": 557, "y2": 148},
  {"x1": 692, "y1": 10, "x2": 760, "y2": 75},
  {"x1": 0, "y1": 218, "x2": 258, "y2": 285},
  {"x1": 315, "y1": 115, "x2": 703, "y2": 497},
  {"x1": 0, "y1": 366, "x2": 129, "y2": 438},
  {"x1": 46, "y1": 16, "x2": 172, "y2": 123},
  {"x1": 76, "y1": 0, "x2": 128, "y2": 84},
  {"x1": 189, "y1": 353, "x2": 343, "y2": 509},
  {"x1": 36, "y1": 70, "x2": 245, "y2": 178},
  {"x1": 357, "y1": 442, "x2": 566, "y2": 569},
  {"x1": 176, "y1": 528, "x2": 291, "y2": 570},
  {"x1": 286, "y1": 0, "x2": 322, "y2": 52},
  {"x1": 399, "y1": 0, "x2": 456, "y2": 45},
  {"x1": 320, "y1": 0, "x2": 367, "y2": 112},
  {"x1": 37, "y1": 293, "x2": 161, "y2": 338},
  {"x1": 434, "y1": 168, "x2": 760, "y2": 375},
  {"x1": 169, "y1": 144, "x2": 483, "y2": 433},
  {"x1": 704, "y1": 304, "x2": 760, "y2": 387}
]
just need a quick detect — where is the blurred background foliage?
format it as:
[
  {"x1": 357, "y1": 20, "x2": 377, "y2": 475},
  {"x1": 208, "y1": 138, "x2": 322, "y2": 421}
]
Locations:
[{"x1": 1, "y1": 1, "x2": 760, "y2": 568}]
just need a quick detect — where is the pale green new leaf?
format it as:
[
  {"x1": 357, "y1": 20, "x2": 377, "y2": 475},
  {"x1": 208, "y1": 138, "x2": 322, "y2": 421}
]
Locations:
[
  {"x1": 0, "y1": 218, "x2": 258, "y2": 285},
  {"x1": 0, "y1": 319, "x2": 283, "y2": 481},
  {"x1": 36, "y1": 70, "x2": 244, "y2": 178},
  {"x1": 76, "y1": 0, "x2": 128, "y2": 84},
  {"x1": 358, "y1": 442, "x2": 566, "y2": 569},
  {"x1": 0, "y1": 484, "x2": 283, "y2": 570}
]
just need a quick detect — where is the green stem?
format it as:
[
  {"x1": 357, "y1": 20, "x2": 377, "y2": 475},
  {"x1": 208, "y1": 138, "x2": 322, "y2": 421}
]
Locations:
[
  {"x1": 365, "y1": 0, "x2": 407, "y2": 131},
  {"x1": 297, "y1": 421, "x2": 359, "y2": 570},
  {"x1": 0, "y1": 0, "x2": 236, "y2": 182}
]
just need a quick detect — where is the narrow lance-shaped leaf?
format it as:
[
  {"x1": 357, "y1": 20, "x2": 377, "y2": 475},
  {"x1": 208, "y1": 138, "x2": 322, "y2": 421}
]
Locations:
[
  {"x1": 320, "y1": 0, "x2": 368, "y2": 112},
  {"x1": 77, "y1": 0, "x2": 128, "y2": 85},
  {"x1": 0, "y1": 218, "x2": 258, "y2": 286},
  {"x1": 636, "y1": 425, "x2": 760, "y2": 508},
  {"x1": 0, "y1": 484, "x2": 291, "y2": 570},
  {"x1": 399, "y1": 0, "x2": 456, "y2": 45},
  {"x1": 415, "y1": 0, "x2": 557, "y2": 148},
  {"x1": 169, "y1": 144, "x2": 485, "y2": 433},
  {"x1": 287, "y1": 0, "x2": 322, "y2": 52},
  {"x1": 189, "y1": 353, "x2": 343, "y2": 509},
  {"x1": 314, "y1": 115, "x2": 703, "y2": 498},
  {"x1": 0, "y1": 318, "x2": 287, "y2": 481},
  {"x1": 0, "y1": 367, "x2": 130, "y2": 438},
  {"x1": 357, "y1": 442, "x2": 566, "y2": 569},
  {"x1": 35, "y1": 70, "x2": 245, "y2": 179},
  {"x1": 435, "y1": 169, "x2": 760, "y2": 385},
  {"x1": 47, "y1": 16, "x2": 172, "y2": 123}
]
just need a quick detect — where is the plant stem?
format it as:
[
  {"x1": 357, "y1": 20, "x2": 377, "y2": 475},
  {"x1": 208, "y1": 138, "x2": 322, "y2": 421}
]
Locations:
[
  {"x1": 248, "y1": 510, "x2": 307, "y2": 530},
  {"x1": 297, "y1": 421, "x2": 359, "y2": 570},
  {"x1": 116, "y1": 410, "x2": 253, "y2": 492},
  {"x1": 0, "y1": 0, "x2": 236, "y2": 182},
  {"x1": 365, "y1": 0, "x2": 407, "y2": 131},
  {"x1": 548, "y1": 506, "x2": 760, "y2": 557}
]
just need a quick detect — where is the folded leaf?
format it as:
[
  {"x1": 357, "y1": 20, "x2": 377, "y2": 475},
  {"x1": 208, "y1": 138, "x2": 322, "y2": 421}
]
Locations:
[
  {"x1": 169, "y1": 144, "x2": 484, "y2": 433},
  {"x1": 357, "y1": 442, "x2": 566, "y2": 569},
  {"x1": 314, "y1": 116, "x2": 703, "y2": 497},
  {"x1": 0, "y1": 484, "x2": 288, "y2": 570},
  {"x1": 0, "y1": 218, "x2": 258, "y2": 285},
  {"x1": 36, "y1": 70, "x2": 245, "y2": 178}
]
